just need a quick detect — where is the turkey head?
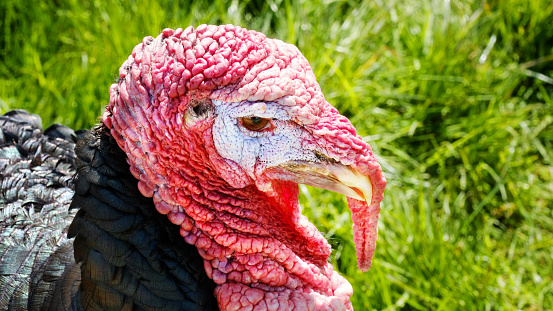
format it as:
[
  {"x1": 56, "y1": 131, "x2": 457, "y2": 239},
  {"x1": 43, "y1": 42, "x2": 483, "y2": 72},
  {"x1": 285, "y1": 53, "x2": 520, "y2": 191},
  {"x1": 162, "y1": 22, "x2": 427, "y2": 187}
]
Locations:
[{"x1": 103, "y1": 25, "x2": 386, "y2": 311}]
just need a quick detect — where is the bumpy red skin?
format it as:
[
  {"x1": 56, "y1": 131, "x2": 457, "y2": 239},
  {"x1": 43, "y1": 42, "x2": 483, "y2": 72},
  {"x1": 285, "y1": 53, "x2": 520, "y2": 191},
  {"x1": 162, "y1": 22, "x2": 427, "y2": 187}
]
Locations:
[{"x1": 103, "y1": 25, "x2": 386, "y2": 311}]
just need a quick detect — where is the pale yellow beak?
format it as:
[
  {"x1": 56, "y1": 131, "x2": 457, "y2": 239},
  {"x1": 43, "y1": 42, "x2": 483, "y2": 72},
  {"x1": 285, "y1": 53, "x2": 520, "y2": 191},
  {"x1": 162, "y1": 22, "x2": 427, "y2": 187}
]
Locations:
[{"x1": 277, "y1": 160, "x2": 373, "y2": 203}]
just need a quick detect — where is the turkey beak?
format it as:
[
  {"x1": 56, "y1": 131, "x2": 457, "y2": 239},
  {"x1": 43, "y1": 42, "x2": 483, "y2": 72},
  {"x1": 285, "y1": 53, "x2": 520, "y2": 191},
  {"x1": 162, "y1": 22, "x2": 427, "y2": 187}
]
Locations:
[
  {"x1": 276, "y1": 159, "x2": 379, "y2": 272},
  {"x1": 278, "y1": 160, "x2": 373, "y2": 203}
]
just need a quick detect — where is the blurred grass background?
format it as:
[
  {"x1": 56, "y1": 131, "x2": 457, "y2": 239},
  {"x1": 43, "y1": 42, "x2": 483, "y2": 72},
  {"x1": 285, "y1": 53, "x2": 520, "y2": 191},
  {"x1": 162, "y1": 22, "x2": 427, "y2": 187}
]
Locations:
[{"x1": 1, "y1": 0, "x2": 552, "y2": 309}]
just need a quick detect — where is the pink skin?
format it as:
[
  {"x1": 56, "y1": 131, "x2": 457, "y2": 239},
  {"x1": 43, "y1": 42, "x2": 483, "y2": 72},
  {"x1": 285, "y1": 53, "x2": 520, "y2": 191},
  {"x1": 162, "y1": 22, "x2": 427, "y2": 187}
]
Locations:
[{"x1": 103, "y1": 25, "x2": 386, "y2": 311}]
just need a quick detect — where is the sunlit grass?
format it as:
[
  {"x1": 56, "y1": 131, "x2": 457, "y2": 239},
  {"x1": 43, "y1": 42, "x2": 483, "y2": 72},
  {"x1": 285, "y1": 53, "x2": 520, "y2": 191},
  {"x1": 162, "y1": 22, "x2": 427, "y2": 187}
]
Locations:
[{"x1": 1, "y1": 0, "x2": 552, "y2": 309}]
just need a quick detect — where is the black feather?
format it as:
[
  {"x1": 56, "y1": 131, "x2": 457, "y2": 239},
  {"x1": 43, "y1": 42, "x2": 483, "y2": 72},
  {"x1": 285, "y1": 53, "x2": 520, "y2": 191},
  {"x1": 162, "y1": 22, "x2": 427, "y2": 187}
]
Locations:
[{"x1": 0, "y1": 111, "x2": 218, "y2": 310}]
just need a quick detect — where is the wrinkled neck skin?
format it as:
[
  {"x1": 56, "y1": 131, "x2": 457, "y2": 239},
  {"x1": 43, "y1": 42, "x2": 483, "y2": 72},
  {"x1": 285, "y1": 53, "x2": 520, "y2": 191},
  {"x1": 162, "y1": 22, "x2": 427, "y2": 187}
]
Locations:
[{"x1": 104, "y1": 115, "x2": 353, "y2": 310}]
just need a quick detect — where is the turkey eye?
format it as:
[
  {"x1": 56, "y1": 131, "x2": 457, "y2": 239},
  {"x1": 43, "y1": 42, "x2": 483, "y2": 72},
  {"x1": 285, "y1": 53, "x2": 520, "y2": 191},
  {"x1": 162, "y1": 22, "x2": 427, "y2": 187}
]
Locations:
[{"x1": 241, "y1": 116, "x2": 271, "y2": 131}]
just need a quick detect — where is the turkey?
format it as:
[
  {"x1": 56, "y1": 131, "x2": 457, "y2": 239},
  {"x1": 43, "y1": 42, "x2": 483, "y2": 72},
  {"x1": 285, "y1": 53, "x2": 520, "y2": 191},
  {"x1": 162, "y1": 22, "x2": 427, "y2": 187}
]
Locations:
[{"x1": 0, "y1": 25, "x2": 386, "y2": 311}]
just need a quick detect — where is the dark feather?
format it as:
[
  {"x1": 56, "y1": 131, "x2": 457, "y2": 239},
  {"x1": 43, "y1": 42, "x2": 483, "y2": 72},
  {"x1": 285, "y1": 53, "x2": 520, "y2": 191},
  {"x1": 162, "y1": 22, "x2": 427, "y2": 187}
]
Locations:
[
  {"x1": 1, "y1": 110, "x2": 77, "y2": 310},
  {"x1": 1, "y1": 111, "x2": 217, "y2": 310}
]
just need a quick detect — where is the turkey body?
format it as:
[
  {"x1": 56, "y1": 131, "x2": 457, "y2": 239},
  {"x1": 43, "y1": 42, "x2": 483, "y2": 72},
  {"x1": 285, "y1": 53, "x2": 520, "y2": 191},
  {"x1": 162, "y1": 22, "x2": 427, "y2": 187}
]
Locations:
[
  {"x1": 0, "y1": 24, "x2": 386, "y2": 311},
  {"x1": 0, "y1": 110, "x2": 218, "y2": 310},
  {"x1": 0, "y1": 110, "x2": 80, "y2": 310}
]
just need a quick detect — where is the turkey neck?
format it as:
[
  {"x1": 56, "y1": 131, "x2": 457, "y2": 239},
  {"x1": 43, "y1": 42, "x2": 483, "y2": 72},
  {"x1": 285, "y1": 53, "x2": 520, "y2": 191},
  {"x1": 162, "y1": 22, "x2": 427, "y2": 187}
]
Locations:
[{"x1": 67, "y1": 127, "x2": 217, "y2": 311}]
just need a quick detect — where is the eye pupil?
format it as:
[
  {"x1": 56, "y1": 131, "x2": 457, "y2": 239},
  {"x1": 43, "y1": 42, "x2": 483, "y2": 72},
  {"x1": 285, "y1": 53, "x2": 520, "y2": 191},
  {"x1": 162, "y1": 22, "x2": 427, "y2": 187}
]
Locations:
[{"x1": 241, "y1": 116, "x2": 270, "y2": 131}]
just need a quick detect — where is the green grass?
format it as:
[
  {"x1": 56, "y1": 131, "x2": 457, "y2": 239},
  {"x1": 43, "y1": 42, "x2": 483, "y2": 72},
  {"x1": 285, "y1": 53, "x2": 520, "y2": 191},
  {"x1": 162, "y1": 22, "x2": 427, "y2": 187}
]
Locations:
[{"x1": 1, "y1": 0, "x2": 552, "y2": 309}]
